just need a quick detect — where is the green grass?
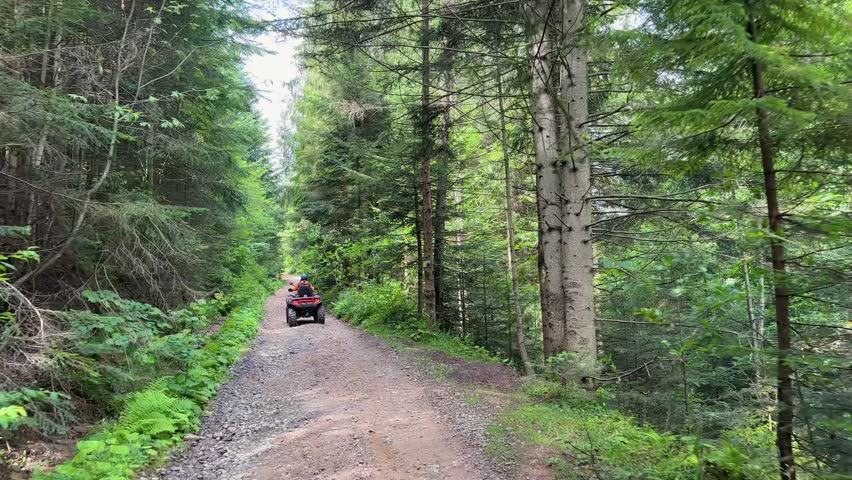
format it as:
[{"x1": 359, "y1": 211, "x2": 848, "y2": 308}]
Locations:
[
  {"x1": 420, "y1": 331, "x2": 499, "y2": 363},
  {"x1": 494, "y1": 402, "x2": 700, "y2": 479},
  {"x1": 485, "y1": 423, "x2": 513, "y2": 460},
  {"x1": 488, "y1": 380, "x2": 781, "y2": 480}
]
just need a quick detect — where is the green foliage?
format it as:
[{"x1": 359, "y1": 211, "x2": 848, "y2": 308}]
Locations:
[
  {"x1": 335, "y1": 280, "x2": 418, "y2": 327},
  {"x1": 44, "y1": 291, "x2": 225, "y2": 411},
  {"x1": 5, "y1": 165, "x2": 281, "y2": 474},
  {"x1": 0, "y1": 226, "x2": 32, "y2": 239},
  {"x1": 0, "y1": 247, "x2": 39, "y2": 282},
  {"x1": 1, "y1": 0, "x2": 280, "y2": 476},
  {"x1": 117, "y1": 381, "x2": 199, "y2": 439},
  {"x1": 37, "y1": 262, "x2": 277, "y2": 480},
  {"x1": 543, "y1": 352, "x2": 599, "y2": 384},
  {"x1": 0, "y1": 390, "x2": 74, "y2": 436},
  {"x1": 334, "y1": 281, "x2": 499, "y2": 363},
  {"x1": 0, "y1": 406, "x2": 28, "y2": 431},
  {"x1": 0, "y1": 0, "x2": 281, "y2": 308},
  {"x1": 492, "y1": 398, "x2": 778, "y2": 480},
  {"x1": 44, "y1": 381, "x2": 201, "y2": 480}
]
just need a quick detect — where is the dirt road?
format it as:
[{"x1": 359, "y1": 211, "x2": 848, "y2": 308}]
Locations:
[{"x1": 159, "y1": 285, "x2": 514, "y2": 480}]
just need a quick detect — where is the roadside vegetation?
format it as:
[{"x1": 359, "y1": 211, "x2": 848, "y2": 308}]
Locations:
[
  {"x1": 0, "y1": 0, "x2": 283, "y2": 477},
  {"x1": 333, "y1": 281, "x2": 499, "y2": 363},
  {"x1": 36, "y1": 268, "x2": 276, "y2": 480},
  {"x1": 491, "y1": 383, "x2": 780, "y2": 480}
]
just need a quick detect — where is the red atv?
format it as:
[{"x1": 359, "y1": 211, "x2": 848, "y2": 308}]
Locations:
[{"x1": 286, "y1": 285, "x2": 326, "y2": 327}]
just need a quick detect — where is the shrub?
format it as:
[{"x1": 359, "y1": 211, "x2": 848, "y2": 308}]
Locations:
[
  {"x1": 44, "y1": 290, "x2": 228, "y2": 415},
  {"x1": 495, "y1": 379, "x2": 783, "y2": 479},
  {"x1": 334, "y1": 280, "x2": 417, "y2": 327},
  {"x1": 333, "y1": 281, "x2": 500, "y2": 363},
  {"x1": 35, "y1": 256, "x2": 278, "y2": 480},
  {"x1": 491, "y1": 401, "x2": 781, "y2": 480},
  {"x1": 0, "y1": 405, "x2": 28, "y2": 432},
  {"x1": 0, "y1": 390, "x2": 75, "y2": 437}
]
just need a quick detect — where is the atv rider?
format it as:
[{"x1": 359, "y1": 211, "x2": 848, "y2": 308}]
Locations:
[{"x1": 290, "y1": 274, "x2": 317, "y2": 297}]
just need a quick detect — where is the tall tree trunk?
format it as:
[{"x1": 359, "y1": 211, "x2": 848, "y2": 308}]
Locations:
[
  {"x1": 746, "y1": 6, "x2": 796, "y2": 479},
  {"x1": 482, "y1": 275, "x2": 489, "y2": 344},
  {"x1": 52, "y1": 30, "x2": 63, "y2": 86},
  {"x1": 434, "y1": 160, "x2": 448, "y2": 329},
  {"x1": 136, "y1": 0, "x2": 166, "y2": 198},
  {"x1": 497, "y1": 71, "x2": 534, "y2": 376},
  {"x1": 526, "y1": 0, "x2": 564, "y2": 357},
  {"x1": 415, "y1": 183, "x2": 423, "y2": 319},
  {"x1": 743, "y1": 259, "x2": 757, "y2": 350},
  {"x1": 558, "y1": 0, "x2": 596, "y2": 365},
  {"x1": 39, "y1": 0, "x2": 54, "y2": 87},
  {"x1": 455, "y1": 186, "x2": 467, "y2": 337},
  {"x1": 758, "y1": 273, "x2": 766, "y2": 350},
  {"x1": 435, "y1": 90, "x2": 452, "y2": 331},
  {"x1": 420, "y1": 0, "x2": 437, "y2": 328}
]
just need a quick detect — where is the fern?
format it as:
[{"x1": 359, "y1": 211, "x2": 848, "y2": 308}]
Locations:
[{"x1": 117, "y1": 385, "x2": 198, "y2": 439}]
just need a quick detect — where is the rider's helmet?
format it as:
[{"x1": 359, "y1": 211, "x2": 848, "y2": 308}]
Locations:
[{"x1": 300, "y1": 274, "x2": 309, "y2": 281}]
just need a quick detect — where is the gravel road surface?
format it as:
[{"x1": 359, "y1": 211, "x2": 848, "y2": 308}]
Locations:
[{"x1": 159, "y1": 285, "x2": 516, "y2": 480}]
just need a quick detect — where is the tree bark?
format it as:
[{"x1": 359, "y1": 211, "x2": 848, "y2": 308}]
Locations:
[
  {"x1": 526, "y1": 0, "x2": 564, "y2": 357},
  {"x1": 414, "y1": 187, "x2": 423, "y2": 320},
  {"x1": 435, "y1": 85, "x2": 452, "y2": 331},
  {"x1": 746, "y1": 6, "x2": 796, "y2": 479},
  {"x1": 434, "y1": 166, "x2": 447, "y2": 329},
  {"x1": 497, "y1": 71, "x2": 534, "y2": 376},
  {"x1": 420, "y1": 0, "x2": 437, "y2": 328},
  {"x1": 39, "y1": 0, "x2": 54, "y2": 88},
  {"x1": 743, "y1": 259, "x2": 757, "y2": 349},
  {"x1": 757, "y1": 273, "x2": 765, "y2": 350},
  {"x1": 558, "y1": 0, "x2": 596, "y2": 364},
  {"x1": 455, "y1": 186, "x2": 467, "y2": 338}
]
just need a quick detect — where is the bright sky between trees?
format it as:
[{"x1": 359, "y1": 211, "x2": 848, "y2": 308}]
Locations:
[{"x1": 246, "y1": 1, "x2": 302, "y2": 169}]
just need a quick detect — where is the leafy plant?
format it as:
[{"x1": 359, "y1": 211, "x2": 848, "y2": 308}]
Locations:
[
  {"x1": 37, "y1": 262, "x2": 278, "y2": 480},
  {"x1": 0, "y1": 405, "x2": 27, "y2": 431},
  {"x1": 0, "y1": 389, "x2": 75, "y2": 436},
  {"x1": 334, "y1": 281, "x2": 500, "y2": 363},
  {"x1": 0, "y1": 247, "x2": 39, "y2": 282}
]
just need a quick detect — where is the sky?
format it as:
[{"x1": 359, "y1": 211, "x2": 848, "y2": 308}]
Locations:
[{"x1": 244, "y1": 2, "x2": 303, "y2": 168}]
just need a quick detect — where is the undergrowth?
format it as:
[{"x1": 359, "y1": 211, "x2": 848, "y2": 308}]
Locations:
[
  {"x1": 333, "y1": 280, "x2": 499, "y2": 363},
  {"x1": 488, "y1": 379, "x2": 791, "y2": 480},
  {"x1": 26, "y1": 259, "x2": 278, "y2": 480}
]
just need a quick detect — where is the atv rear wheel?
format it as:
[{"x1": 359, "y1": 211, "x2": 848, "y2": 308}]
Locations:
[
  {"x1": 287, "y1": 307, "x2": 298, "y2": 327},
  {"x1": 315, "y1": 305, "x2": 326, "y2": 324}
]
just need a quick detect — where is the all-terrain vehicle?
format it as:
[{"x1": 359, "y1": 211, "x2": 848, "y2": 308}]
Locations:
[{"x1": 286, "y1": 291, "x2": 325, "y2": 327}]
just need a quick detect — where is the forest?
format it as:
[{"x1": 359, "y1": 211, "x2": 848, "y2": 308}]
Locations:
[
  {"x1": 1, "y1": 0, "x2": 849, "y2": 479},
  {"x1": 1, "y1": 0, "x2": 282, "y2": 477},
  {"x1": 281, "y1": 0, "x2": 850, "y2": 478}
]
